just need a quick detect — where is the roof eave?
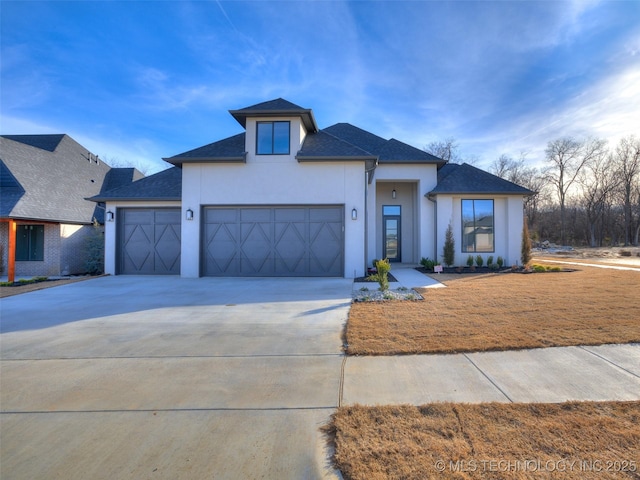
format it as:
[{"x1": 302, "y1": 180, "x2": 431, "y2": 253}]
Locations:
[
  {"x1": 88, "y1": 196, "x2": 182, "y2": 203},
  {"x1": 378, "y1": 159, "x2": 447, "y2": 166},
  {"x1": 296, "y1": 155, "x2": 378, "y2": 163},
  {"x1": 426, "y1": 190, "x2": 535, "y2": 197},
  {"x1": 230, "y1": 109, "x2": 318, "y2": 133},
  {"x1": 163, "y1": 154, "x2": 247, "y2": 166}
]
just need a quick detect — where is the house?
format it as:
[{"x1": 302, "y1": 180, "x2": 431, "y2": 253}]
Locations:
[
  {"x1": 0, "y1": 134, "x2": 143, "y2": 281},
  {"x1": 92, "y1": 98, "x2": 533, "y2": 278}
]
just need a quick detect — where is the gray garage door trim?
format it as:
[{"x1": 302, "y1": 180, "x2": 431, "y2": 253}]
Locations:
[
  {"x1": 202, "y1": 206, "x2": 344, "y2": 277},
  {"x1": 117, "y1": 208, "x2": 181, "y2": 275}
]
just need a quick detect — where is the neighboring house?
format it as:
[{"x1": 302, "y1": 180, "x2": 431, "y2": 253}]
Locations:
[
  {"x1": 92, "y1": 98, "x2": 533, "y2": 278},
  {"x1": 0, "y1": 134, "x2": 143, "y2": 280}
]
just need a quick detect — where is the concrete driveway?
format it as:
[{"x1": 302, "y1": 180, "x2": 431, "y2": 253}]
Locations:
[{"x1": 1, "y1": 276, "x2": 352, "y2": 480}]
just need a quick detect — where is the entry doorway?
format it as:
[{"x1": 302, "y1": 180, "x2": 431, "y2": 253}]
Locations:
[{"x1": 382, "y1": 205, "x2": 401, "y2": 262}]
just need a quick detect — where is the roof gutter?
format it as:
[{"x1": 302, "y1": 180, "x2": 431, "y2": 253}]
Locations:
[{"x1": 296, "y1": 155, "x2": 377, "y2": 163}]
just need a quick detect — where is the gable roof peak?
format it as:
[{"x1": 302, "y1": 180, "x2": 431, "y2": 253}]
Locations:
[{"x1": 229, "y1": 98, "x2": 318, "y2": 132}]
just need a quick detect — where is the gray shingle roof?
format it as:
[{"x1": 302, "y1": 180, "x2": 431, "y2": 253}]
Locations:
[
  {"x1": 322, "y1": 123, "x2": 387, "y2": 155},
  {"x1": 229, "y1": 98, "x2": 318, "y2": 132},
  {"x1": 101, "y1": 168, "x2": 145, "y2": 192},
  {"x1": 89, "y1": 167, "x2": 181, "y2": 201},
  {"x1": 296, "y1": 130, "x2": 376, "y2": 161},
  {"x1": 429, "y1": 163, "x2": 535, "y2": 195},
  {"x1": 164, "y1": 133, "x2": 246, "y2": 165},
  {"x1": 322, "y1": 123, "x2": 445, "y2": 165},
  {"x1": 0, "y1": 134, "x2": 138, "y2": 223},
  {"x1": 1, "y1": 134, "x2": 65, "y2": 152},
  {"x1": 377, "y1": 138, "x2": 444, "y2": 164}
]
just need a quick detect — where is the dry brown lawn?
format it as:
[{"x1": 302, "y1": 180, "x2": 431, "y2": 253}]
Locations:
[
  {"x1": 329, "y1": 401, "x2": 640, "y2": 480},
  {"x1": 346, "y1": 265, "x2": 640, "y2": 355}
]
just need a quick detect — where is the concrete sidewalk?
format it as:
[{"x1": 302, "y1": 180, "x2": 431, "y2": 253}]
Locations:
[
  {"x1": 353, "y1": 264, "x2": 445, "y2": 292},
  {"x1": 342, "y1": 343, "x2": 640, "y2": 405}
]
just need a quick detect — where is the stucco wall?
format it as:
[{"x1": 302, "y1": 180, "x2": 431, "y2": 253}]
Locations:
[
  {"x1": 176, "y1": 116, "x2": 367, "y2": 279},
  {"x1": 181, "y1": 161, "x2": 366, "y2": 278},
  {"x1": 367, "y1": 164, "x2": 438, "y2": 266},
  {"x1": 435, "y1": 195, "x2": 524, "y2": 267}
]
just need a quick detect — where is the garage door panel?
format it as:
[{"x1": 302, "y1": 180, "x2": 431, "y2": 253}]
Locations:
[
  {"x1": 203, "y1": 206, "x2": 343, "y2": 277},
  {"x1": 118, "y1": 208, "x2": 181, "y2": 275}
]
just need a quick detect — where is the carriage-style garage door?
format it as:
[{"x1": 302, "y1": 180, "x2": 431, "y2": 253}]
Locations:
[
  {"x1": 118, "y1": 208, "x2": 181, "y2": 274},
  {"x1": 202, "y1": 206, "x2": 344, "y2": 277}
]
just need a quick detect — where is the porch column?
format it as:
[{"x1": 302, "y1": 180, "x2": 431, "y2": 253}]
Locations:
[{"x1": 7, "y1": 219, "x2": 16, "y2": 283}]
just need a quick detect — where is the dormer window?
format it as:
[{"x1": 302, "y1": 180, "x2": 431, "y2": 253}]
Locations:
[{"x1": 257, "y1": 121, "x2": 290, "y2": 155}]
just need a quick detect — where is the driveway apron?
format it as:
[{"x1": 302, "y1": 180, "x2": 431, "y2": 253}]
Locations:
[{"x1": 0, "y1": 276, "x2": 352, "y2": 480}]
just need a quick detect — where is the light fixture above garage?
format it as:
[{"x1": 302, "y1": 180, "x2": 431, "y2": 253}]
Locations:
[
  {"x1": 186, "y1": 208, "x2": 194, "y2": 221},
  {"x1": 106, "y1": 211, "x2": 114, "y2": 222},
  {"x1": 351, "y1": 208, "x2": 357, "y2": 220}
]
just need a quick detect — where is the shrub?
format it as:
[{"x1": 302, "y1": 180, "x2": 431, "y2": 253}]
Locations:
[
  {"x1": 466, "y1": 255, "x2": 474, "y2": 267},
  {"x1": 549, "y1": 266, "x2": 562, "y2": 272},
  {"x1": 497, "y1": 256, "x2": 504, "y2": 268},
  {"x1": 521, "y1": 220, "x2": 532, "y2": 266},
  {"x1": 475, "y1": 255, "x2": 484, "y2": 267},
  {"x1": 443, "y1": 223, "x2": 455, "y2": 267},
  {"x1": 84, "y1": 219, "x2": 105, "y2": 275},
  {"x1": 487, "y1": 255, "x2": 494, "y2": 266},
  {"x1": 373, "y1": 258, "x2": 391, "y2": 291},
  {"x1": 420, "y1": 257, "x2": 440, "y2": 270},
  {"x1": 532, "y1": 264, "x2": 547, "y2": 273}
]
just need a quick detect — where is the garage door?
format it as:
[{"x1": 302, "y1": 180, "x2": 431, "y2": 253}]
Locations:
[
  {"x1": 202, "y1": 206, "x2": 343, "y2": 277},
  {"x1": 118, "y1": 208, "x2": 181, "y2": 274}
]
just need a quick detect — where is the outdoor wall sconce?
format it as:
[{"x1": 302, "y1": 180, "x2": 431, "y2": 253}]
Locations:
[
  {"x1": 392, "y1": 189, "x2": 397, "y2": 199},
  {"x1": 186, "y1": 208, "x2": 194, "y2": 221},
  {"x1": 351, "y1": 208, "x2": 358, "y2": 220},
  {"x1": 106, "y1": 211, "x2": 114, "y2": 222}
]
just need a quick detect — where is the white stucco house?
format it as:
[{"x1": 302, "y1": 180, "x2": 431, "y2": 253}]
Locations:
[{"x1": 91, "y1": 98, "x2": 533, "y2": 278}]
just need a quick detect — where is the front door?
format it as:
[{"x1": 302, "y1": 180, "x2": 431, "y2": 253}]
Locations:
[{"x1": 382, "y1": 205, "x2": 401, "y2": 262}]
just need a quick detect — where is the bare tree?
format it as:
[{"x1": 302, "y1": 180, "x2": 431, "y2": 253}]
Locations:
[
  {"x1": 543, "y1": 137, "x2": 606, "y2": 245},
  {"x1": 611, "y1": 136, "x2": 640, "y2": 245},
  {"x1": 490, "y1": 153, "x2": 544, "y2": 230},
  {"x1": 577, "y1": 150, "x2": 618, "y2": 247},
  {"x1": 425, "y1": 137, "x2": 462, "y2": 164}
]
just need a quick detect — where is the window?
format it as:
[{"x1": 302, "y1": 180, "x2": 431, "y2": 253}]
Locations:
[
  {"x1": 16, "y1": 224, "x2": 45, "y2": 261},
  {"x1": 256, "y1": 121, "x2": 290, "y2": 155},
  {"x1": 462, "y1": 200, "x2": 494, "y2": 252}
]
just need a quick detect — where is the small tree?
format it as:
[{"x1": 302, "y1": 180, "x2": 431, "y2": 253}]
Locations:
[
  {"x1": 84, "y1": 219, "x2": 104, "y2": 275},
  {"x1": 443, "y1": 223, "x2": 455, "y2": 267},
  {"x1": 521, "y1": 219, "x2": 532, "y2": 266},
  {"x1": 374, "y1": 258, "x2": 391, "y2": 291}
]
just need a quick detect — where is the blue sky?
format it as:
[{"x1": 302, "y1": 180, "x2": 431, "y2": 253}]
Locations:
[{"x1": 2, "y1": 1, "x2": 639, "y2": 174}]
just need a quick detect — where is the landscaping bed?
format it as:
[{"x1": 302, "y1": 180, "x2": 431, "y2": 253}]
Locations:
[{"x1": 0, "y1": 276, "x2": 97, "y2": 298}]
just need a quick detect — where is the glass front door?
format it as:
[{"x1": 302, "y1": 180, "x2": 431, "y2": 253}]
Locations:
[{"x1": 382, "y1": 206, "x2": 401, "y2": 262}]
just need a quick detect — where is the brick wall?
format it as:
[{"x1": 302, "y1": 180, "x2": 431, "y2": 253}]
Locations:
[
  {"x1": 13, "y1": 223, "x2": 61, "y2": 277},
  {"x1": 61, "y1": 224, "x2": 103, "y2": 274}
]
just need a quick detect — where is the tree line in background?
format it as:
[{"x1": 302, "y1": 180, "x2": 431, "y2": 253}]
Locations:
[{"x1": 425, "y1": 135, "x2": 640, "y2": 247}]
